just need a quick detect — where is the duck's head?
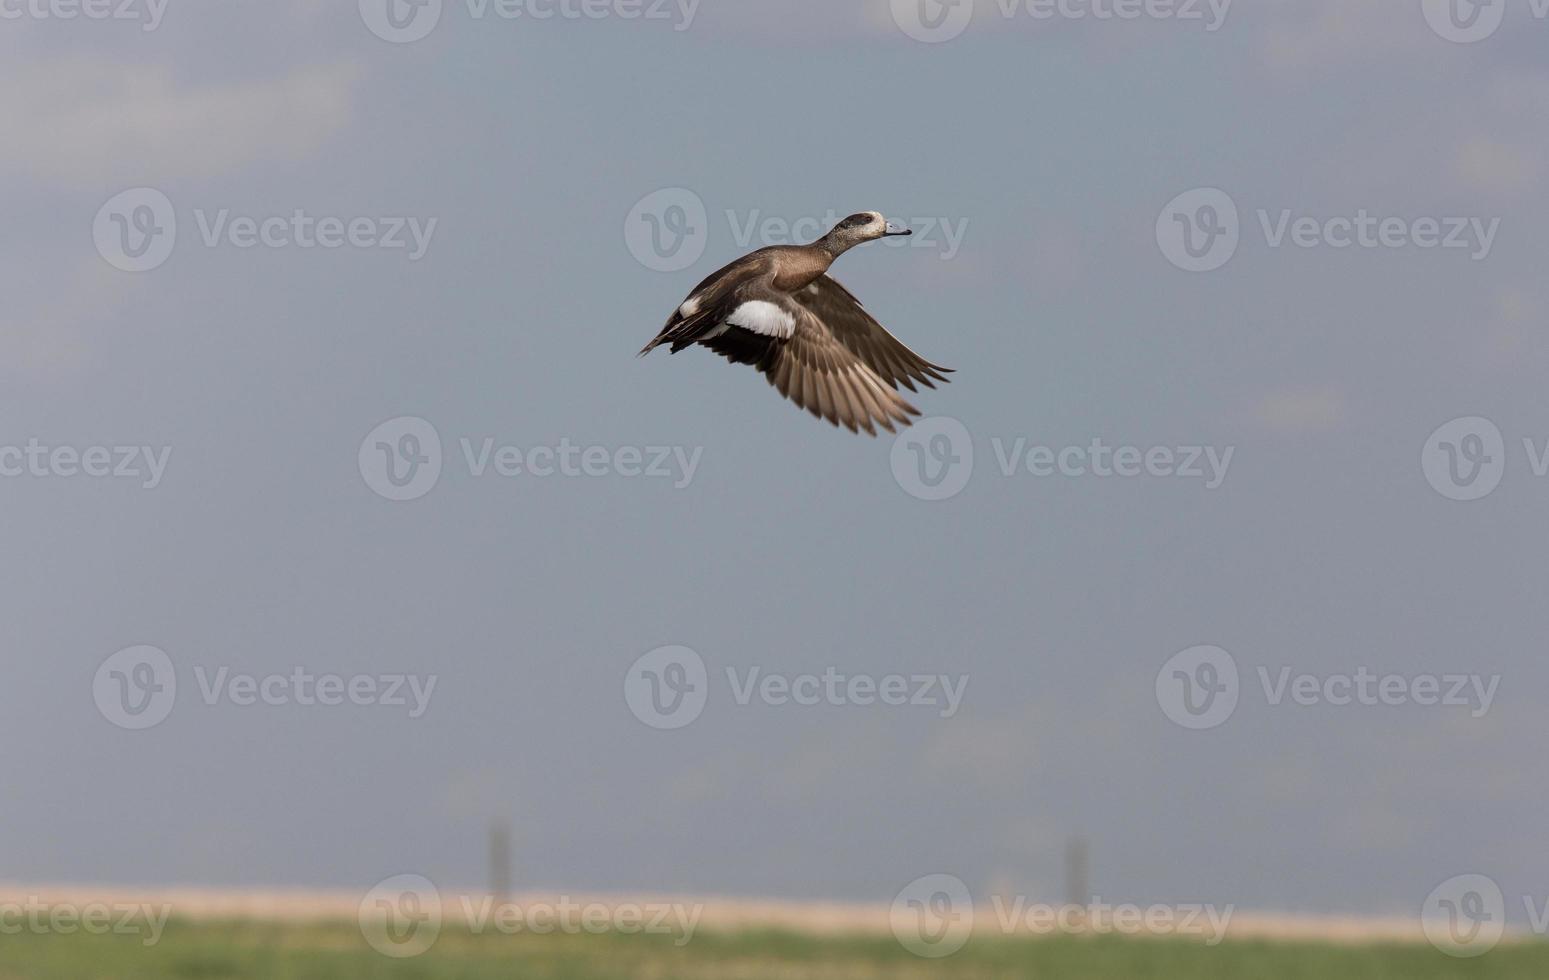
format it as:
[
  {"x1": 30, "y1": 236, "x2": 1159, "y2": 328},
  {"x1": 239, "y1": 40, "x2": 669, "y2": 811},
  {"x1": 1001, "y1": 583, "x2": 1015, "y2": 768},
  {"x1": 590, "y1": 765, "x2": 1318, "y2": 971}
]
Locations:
[{"x1": 817, "y1": 211, "x2": 912, "y2": 255}]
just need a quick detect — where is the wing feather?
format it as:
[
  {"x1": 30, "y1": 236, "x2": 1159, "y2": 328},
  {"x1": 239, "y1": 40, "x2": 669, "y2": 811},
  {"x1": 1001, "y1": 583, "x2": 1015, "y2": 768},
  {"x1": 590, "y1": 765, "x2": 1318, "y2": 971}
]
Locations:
[
  {"x1": 795, "y1": 276, "x2": 953, "y2": 391},
  {"x1": 758, "y1": 303, "x2": 922, "y2": 436}
]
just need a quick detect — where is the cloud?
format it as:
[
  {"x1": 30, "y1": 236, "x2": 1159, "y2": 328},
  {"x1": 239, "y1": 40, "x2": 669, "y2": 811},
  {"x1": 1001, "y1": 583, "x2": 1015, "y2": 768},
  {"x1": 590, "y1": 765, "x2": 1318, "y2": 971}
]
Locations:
[{"x1": 0, "y1": 58, "x2": 362, "y2": 184}]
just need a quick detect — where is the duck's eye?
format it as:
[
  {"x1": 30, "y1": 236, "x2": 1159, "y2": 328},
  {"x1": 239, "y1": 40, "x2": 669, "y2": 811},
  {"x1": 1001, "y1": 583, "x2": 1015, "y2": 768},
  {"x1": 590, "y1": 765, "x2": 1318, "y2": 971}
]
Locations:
[{"x1": 841, "y1": 214, "x2": 870, "y2": 229}]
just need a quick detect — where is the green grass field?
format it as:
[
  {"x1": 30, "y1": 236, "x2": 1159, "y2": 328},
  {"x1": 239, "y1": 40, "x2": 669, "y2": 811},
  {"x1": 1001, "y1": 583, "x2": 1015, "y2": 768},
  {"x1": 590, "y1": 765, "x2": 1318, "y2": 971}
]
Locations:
[{"x1": 2, "y1": 920, "x2": 1545, "y2": 980}]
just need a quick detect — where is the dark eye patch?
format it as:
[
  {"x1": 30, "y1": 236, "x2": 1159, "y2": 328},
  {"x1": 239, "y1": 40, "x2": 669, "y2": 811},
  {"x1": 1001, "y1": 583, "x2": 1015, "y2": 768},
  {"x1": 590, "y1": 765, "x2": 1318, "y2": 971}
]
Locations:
[{"x1": 840, "y1": 213, "x2": 872, "y2": 229}]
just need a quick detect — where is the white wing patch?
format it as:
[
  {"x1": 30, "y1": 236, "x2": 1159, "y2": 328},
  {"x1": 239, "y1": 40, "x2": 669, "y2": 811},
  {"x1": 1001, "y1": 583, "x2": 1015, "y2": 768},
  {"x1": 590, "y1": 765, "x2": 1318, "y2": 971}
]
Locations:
[
  {"x1": 678, "y1": 294, "x2": 703, "y2": 317},
  {"x1": 726, "y1": 300, "x2": 795, "y2": 339}
]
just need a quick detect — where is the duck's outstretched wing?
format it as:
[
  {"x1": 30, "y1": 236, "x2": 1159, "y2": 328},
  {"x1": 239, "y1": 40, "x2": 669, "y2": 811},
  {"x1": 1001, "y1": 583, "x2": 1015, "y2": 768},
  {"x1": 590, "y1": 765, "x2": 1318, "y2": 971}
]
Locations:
[
  {"x1": 640, "y1": 262, "x2": 943, "y2": 436},
  {"x1": 753, "y1": 305, "x2": 922, "y2": 435},
  {"x1": 795, "y1": 275, "x2": 954, "y2": 392},
  {"x1": 691, "y1": 287, "x2": 919, "y2": 436}
]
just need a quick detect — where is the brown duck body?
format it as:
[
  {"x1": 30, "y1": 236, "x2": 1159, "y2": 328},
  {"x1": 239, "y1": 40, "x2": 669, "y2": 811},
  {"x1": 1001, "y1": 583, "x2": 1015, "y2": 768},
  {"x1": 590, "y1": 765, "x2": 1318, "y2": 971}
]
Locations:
[{"x1": 639, "y1": 212, "x2": 953, "y2": 436}]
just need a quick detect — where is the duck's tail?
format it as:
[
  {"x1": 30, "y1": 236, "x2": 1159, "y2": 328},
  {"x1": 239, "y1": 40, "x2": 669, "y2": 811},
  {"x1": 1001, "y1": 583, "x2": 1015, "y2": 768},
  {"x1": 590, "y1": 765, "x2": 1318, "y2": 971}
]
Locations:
[{"x1": 639, "y1": 309, "x2": 715, "y2": 358}]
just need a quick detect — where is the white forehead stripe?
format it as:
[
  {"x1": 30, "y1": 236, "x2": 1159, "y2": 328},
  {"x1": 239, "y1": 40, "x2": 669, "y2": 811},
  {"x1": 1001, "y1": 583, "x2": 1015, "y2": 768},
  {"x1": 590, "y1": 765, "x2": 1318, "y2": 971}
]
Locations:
[{"x1": 727, "y1": 300, "x2": 795, "y2": 339}]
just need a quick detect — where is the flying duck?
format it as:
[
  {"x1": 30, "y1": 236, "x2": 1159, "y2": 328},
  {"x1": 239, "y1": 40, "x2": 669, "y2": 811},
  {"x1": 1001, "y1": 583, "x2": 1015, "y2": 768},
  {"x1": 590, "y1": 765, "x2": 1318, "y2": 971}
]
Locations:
[{"x1": 639, "y1": 211, "x2": 953, "y2": 435}]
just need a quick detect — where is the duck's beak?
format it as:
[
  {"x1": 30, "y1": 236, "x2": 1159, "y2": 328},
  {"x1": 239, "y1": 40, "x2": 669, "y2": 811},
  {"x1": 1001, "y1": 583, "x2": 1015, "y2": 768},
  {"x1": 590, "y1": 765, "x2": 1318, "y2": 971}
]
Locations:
[{"x1": 883, "y1": 220, "x2": 912, "y2": 237}]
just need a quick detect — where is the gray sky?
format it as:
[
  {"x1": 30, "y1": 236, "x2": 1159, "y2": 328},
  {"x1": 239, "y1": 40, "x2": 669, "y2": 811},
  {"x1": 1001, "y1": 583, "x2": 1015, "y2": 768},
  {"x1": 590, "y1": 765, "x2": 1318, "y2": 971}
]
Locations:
[{"x1": 2, "y1": 0, "x2": 1546, "y2": 921}]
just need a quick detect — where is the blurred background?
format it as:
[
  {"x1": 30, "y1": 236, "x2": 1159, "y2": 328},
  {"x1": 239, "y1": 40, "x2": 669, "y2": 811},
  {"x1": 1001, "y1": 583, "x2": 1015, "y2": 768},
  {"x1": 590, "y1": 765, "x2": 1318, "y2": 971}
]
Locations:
[{"x1": 2, "y1": 0, "x2": 1545, "y2": 972}]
